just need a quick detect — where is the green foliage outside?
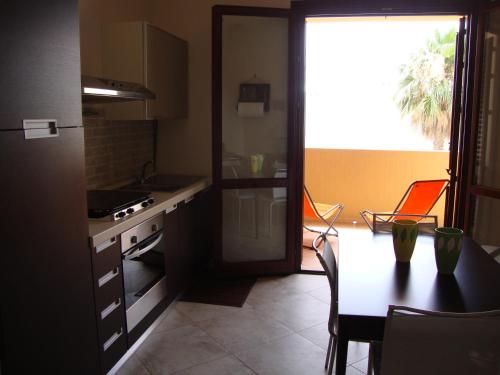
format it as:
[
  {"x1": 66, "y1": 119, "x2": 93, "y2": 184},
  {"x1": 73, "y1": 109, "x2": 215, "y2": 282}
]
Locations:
[{"x1": 396, "y1": 28, "x2": 457, "y2": 150}]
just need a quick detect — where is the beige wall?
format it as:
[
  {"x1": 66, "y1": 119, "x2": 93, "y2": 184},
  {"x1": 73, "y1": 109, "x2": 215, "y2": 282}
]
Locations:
[
  {"x1": 305, "y1": 149, "x2": 450, "y2": 225},
  {"x1": 149, "y1": 0, "x2": 290, "y2": 176},
  {"x1": 79, "y1": 0, "x2": 151, "y2": 77}
]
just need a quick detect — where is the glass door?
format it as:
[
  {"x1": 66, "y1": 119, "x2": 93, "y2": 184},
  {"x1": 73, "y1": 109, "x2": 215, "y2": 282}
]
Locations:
[
  {"x1": 213, "y1": 6, "x2": 297, "y2": 275},
  {"x1": 462, "y1": 4, "x2": 500, "y2": 259}
]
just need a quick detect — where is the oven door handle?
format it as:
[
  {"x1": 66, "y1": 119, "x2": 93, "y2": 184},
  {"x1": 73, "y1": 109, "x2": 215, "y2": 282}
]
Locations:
[{"x1": 123, "y1": 233, "x2": 164, "y2": 260}]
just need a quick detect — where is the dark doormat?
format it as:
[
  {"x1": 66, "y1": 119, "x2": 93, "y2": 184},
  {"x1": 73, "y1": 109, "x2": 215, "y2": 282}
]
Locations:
[{"x1": 180, "y1": 276, "x2": 257, "y2": 307}]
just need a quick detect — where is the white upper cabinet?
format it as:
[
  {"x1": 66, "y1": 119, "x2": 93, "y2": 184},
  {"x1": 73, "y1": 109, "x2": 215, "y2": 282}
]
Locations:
[{"x1": 102, "y1": 22, "x2": 188, "y2": 120}]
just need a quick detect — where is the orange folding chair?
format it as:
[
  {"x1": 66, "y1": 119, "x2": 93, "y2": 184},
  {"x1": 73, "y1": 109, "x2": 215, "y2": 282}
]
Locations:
[
  {"x1": 360, "y1": 179, "x2": 449, "y2": 233},
  {"x1": 304, "y1": 186, "x2": 344, "y2": 236}
]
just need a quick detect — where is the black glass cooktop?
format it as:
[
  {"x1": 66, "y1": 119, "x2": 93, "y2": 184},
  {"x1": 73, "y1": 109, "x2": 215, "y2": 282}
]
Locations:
[{"x1": 87, "y1": 190, "x2": 151, "y2": 219}]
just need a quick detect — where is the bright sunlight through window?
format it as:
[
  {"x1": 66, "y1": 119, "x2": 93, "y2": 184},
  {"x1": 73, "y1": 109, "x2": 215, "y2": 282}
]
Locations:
[{"x1": 305, "y1": 16, "x2": 461, "y2": 151}]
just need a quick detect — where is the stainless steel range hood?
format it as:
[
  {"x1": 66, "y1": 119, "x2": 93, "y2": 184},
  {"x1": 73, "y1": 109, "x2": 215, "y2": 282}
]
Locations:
[{"x1": 81, "y1": 75, "x2": 156, "y2": 103}]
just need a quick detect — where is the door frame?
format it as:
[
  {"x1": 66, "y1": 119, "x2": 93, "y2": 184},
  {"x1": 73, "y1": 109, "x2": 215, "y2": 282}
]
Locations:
[
  {"x1": 291, "y1": 0, "x2": 481, "y2": 266},
  {"x1": 460, "y1": 2, "x2": 500, "y2": 233},
  {"x1": 212, "y1": 5, "x2": 299, "y2": 276}
]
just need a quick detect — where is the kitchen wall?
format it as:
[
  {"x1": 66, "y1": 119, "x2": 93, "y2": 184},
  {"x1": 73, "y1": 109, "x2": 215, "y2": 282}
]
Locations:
[
  {"x1": 84, "y1": 118, "x2": 155, "y2": 189},
  {"x1": 80, "y1": 0, "x2": 154, "y2": 188},
  {"x1": 149, "y1": 0, "x2": 291, "y2": 176}
]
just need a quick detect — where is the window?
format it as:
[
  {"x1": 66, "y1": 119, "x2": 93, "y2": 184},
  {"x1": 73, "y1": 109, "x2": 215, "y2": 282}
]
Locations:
[{"x1": 305, "y1": 16, "x2": 461, "y2": 151}]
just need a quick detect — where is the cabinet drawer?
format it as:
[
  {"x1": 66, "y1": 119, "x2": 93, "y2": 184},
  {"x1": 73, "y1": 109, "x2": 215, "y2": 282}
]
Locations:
[
  {"x1": 94, "y1": 265, "x2": 124, "y2": 312},
  {"x1": 97, "y1": 298, "x2": 127, "y2": 347},
  {"x1": 93, "y1": 236, "x2": 121, "y2": 277},
  {"x1": 101, "y1": 326, "x2": 127, "y2": 374}
]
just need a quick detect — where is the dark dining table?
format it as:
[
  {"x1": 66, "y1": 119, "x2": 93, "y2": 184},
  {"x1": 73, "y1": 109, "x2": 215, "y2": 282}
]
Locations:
[{"x1": 335, "y1": 230, "x2": 500, "y2": 375}]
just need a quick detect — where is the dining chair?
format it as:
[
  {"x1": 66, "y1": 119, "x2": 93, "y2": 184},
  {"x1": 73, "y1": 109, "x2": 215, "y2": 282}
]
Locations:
[
  {"x1": 360, "y1": 179, "x2": 449, "y2": 233},
  {"x1": 313, "y1": 233, "x2": 373, "y2": 375},
  {"x1": 368, "y1": 305, "x2": 500, "y2": 375}
]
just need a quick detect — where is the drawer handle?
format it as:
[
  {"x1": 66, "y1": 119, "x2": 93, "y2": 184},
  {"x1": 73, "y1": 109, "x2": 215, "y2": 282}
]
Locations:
[
  {"x1": 100, "y1": 298, "x2": 121, "y2": 320},
  {"x1": 95, "y1": 237, "x2": 116, "y2": 254},
  {"x1": 98, "y1": 267, "x2": 119, "y2": 288},
  {"x1": 103, "y1": 327, "x2": 123, "y2": 352}
]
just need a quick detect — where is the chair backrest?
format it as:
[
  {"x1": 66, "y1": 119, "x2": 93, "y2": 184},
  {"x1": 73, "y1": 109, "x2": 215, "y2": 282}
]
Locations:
[
  {"x1": 313, "y1": 234, "x2": 338, "y2": 336},
  {"x1": 393, "y1": 179, "x2": 449, "y2": 222},
  {"x1": 381, "y1": 305, "x2": 500, "y2": 375},
  {"x1": 303, "y1": 186, "x2": 319, "y2": 219}
]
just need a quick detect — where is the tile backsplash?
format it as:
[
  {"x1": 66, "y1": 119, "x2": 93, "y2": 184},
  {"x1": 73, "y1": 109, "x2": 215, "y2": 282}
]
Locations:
[{"x1": 84, "y1": 117, "x2": 155, "y2": 189}]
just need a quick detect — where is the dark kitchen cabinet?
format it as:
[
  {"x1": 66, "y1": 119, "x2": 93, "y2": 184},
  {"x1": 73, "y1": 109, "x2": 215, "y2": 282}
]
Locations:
[
  {"x1": 0, "y1": 0, "x2": 100, "y2": 373},
  {"x1": 0, "y1": 0, "x2": 83, "y2": 129},
  {"x1": 90, "y1": 237, "x2": 128, "y2": 374},
  {"x1": 0, "y1": 129, "x2": 100, "y2": 374},
  {"x1": 164, "y1": 204, "x2": 181, "y2": 304},
  {"x1": 164, "y1": 190, "x2": 209, "y2": 304},
  {"x1": 178, "y1": 196, "x2": 198, "y2": 281},
  {"x1": 194, "y1": 187, "x2": 214, "y2": 271}
]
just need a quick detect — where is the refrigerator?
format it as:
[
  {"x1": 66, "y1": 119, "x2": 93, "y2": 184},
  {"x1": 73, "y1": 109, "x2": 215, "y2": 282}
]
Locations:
[{"x1": 0, "y1": 0, "x2": 100, "y2": 373}]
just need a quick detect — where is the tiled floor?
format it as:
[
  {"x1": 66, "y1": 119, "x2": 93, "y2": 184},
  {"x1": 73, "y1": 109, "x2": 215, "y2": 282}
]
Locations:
[{"x1": 116, "y1": 274, "x2": 370, "y2": 375}]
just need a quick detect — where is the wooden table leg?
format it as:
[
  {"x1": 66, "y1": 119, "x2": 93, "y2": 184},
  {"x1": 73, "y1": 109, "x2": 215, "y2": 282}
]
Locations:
[{"x1": 336, "y1": 328, "x2": 349, "y2": 375}]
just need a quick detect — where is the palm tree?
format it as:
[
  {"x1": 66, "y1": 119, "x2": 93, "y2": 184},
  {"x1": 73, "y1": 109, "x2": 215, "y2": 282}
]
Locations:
[{"x1": 395, "y1": 28, "x2": 457, "y2": 150}]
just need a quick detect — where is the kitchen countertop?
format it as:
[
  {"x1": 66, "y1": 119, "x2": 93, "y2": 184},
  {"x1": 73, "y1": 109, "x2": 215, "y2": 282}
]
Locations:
[{"x1": 88, "y1": 177, "x2": 210, "y2": 247}]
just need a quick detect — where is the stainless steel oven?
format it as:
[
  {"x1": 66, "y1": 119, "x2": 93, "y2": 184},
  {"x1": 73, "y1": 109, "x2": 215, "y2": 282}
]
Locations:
[{"x1": 121, "y1": 213, "x2": 166, "y2": 334}]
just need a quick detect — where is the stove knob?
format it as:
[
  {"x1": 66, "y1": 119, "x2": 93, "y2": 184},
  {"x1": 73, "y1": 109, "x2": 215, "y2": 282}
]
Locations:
[
  {"x1": 117, "y1": 211, "x2": 126, "y2": 218},
  {"x1": 141, "y1": 201, "x2": 149, "y2": 208},
  {"x1": 130, "y1": 236, "x2": 138, "y2": 244},
  {"x1": 152, "y1": 224, "x2": 158, "y2": 232},
  {"x1": 126, "y1": 208, "x2": 135, "y2": 214},
  {"x1": 148, "y1": 198, "x2": 154, "y2": 205}
]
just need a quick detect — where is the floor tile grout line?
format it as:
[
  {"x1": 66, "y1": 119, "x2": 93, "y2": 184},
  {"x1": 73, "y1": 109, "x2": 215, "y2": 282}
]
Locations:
[
  {"x1": 232, "y1": 355, "x2": 259, "y2": 375},
  {"x1": 231, "y1": 332, "x2": 328, "y2": 375},
  {"x1": 136, "y1": 352, "x2": 155, "y2": 375},
  {"x1": 193, "y1": 313, "x2": 297, "y2": 358},
  {"x1": 178, "y1": 307, "x2": 249, "y2": 326},
  {"x1": 347, "y1": 364, "x2": 368, "y2": 375},
  {"x1": 151, "y1": 316, "x2": 194, "y2": 336},
  {"x1": 232, "y1": 355, "x2": 261, "y2": 375},
  {"x1": 135, "y1": 323, "x2": 228, "y2": 374},
  {"x1": 305, "y1": 290, "x2": 331, "y2": 305},
  {"x1": 294, "y1": 332, "x2": 328, "y2": 354},
  {"x1": 221, "y1": 295, "x2": 326, "y2": 334},
  {"x1": 348, "y1": 356, "x2": 369, "y2": 367},
  {"x1": 350, "y1": 355, "x2": 370, "y2": 371},
  {"x1": 168, "y1": 352, "x2": 231, "y2": 375},
  {"x1": 264, "y1": 308, "x2": 329, "y2": 334},
  {"x1": 173, "y1": 301, "x2": 245, "y2": 324}
]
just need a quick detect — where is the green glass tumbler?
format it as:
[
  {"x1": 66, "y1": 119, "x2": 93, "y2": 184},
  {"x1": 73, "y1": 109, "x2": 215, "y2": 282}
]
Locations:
[
  {"x1": 434, "y1": 227, "x2": 463, "y2": 274},
  {"x1": 392, "y1": 220, "x2": 418, "y2": 262}
]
